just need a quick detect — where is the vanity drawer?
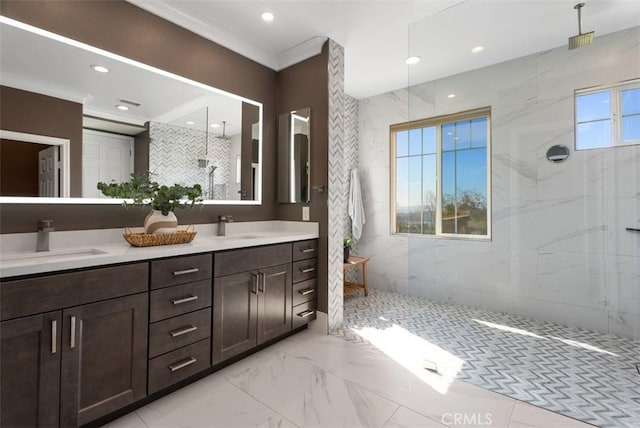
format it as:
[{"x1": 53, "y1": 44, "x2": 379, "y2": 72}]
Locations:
[
  {"x1": 292, "y1": 258, "x2": 317, "y2": 283},
  {"x1": 148, "y1": 338, "x2": 211, "y2": 394},
  {"x1": 292, "y1": 278, "x2": 317, "y2": 306},
  {"x1": 149, "y1": 308, "x2": 211, "y2": 358},
  {"x1": 292, "y1": 240, "x2": 318, "y2": 261},
  {"x1": 214, "y1": 243, "x2": 292, "y2": 277},
  {"x1": 151, "y1": 253, "x2": 212, "y2": 290},
  {"x1": 292, "y1": 300, "x2": 317, "y2": 329},
  {"x1": 0, "y1": 263, "x2": 148, "y2": 321},
  {"x1": 150, "y1": 280, "x2": 212, "y2": 323}
]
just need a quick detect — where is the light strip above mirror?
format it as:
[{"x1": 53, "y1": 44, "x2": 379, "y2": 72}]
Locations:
[{"x1": 0, "y1": 15, "x2": 263, "y2": 205}]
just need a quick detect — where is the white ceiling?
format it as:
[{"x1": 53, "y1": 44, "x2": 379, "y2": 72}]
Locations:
[{"x1": 127, "y1": 0, "x2": 640, "y2": 99}]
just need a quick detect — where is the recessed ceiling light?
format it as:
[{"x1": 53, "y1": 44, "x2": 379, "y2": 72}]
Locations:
[
  {"x1": 471, "y1": 46, "x2": 485, "y2": 54},
  {"x1": 186, "y1": 121, "x2": 195, "y2": 125},
  {"x1": 261, "y1": 12, "x2": 274, "y2": 22},
  {"x1": 447, "y1": 94, "x2": 456, "y2": 98},
  {"x1": 116, "y1": 104, "x2": 129, "y2": 111},
  {"x1": 405, "y1": 56, "x2": 421, "y2": 65},
  {"x1": 211, "y1": 124, "x2": 220, "y2": 128},
  {"x1": 90, "y1": 64, "x2": 109, "y2": 73}
]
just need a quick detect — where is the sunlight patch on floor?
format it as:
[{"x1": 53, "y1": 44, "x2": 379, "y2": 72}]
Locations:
[{"x1": 350, "y1": 323, "x2": 464, "y2": 394}]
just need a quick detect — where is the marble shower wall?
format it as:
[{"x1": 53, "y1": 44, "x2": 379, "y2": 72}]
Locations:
[
  {"x1": 149, "y1": 122, "x2": 234, "y2": 199},
  {"x1": 358, "y1": 27, "x2": 640, "y2": 339}
]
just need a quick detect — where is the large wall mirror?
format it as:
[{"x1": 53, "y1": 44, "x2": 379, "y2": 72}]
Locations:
[
  {"x1": 278, "y1": 108, "x2": 310, "y2": 203},
  {"x1": 0, "y1": 16, "x2": 263, "y2": 205}
]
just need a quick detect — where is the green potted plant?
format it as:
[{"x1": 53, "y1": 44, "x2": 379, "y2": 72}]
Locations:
[
  {"x1": 97, "y1": 173, "x2": 202, "y2": 234},
  {"x1": 343, "y1": 237, "x2": 352, "y2": 263}
]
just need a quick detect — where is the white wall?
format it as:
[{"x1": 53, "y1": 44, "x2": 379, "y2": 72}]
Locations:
[{"x1": 358, "y1": 27, "x2": 640, "y2": 339}]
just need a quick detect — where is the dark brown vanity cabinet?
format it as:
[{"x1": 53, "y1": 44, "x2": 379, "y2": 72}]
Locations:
[
  {"x1": 292, "y1": 240, "x2": 318, "y2": 328},
  {"x1": 148, "y1": 253, "x2": 213, "y2": 394},
  {"x1": 0, "y1": 263, "x2": 149, "y2": 427},
  {"x1": 0, "y1": 311, "x2": 61, "y2": 428},
  {"x1": 212, "y1": 244, "x2": 293, "y2": 364}
]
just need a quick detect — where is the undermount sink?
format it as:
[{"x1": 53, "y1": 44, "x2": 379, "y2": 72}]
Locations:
[{"x1": 0, "y1": 248, "x2": 107, "y2": 263}]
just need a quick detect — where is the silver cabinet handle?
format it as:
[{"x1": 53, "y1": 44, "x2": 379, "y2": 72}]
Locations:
[
  {"x1": 169, "y1": 357, "x2": 197, "y2": 372},
  {"x1": 170, "y1": 325, "x2": 198, "y2": 337},
  {"x1": 300, "y1": 267, "x2": 315, "y2": 273},
  {"x1": 301, "y1": 248, "x2": 315, "y2": 253},
  {"x1": 172, "y1": 295, "x2": 198, "y2": 305},
  {"x1": 172, "y1": 267, "x2": 199, "y2": 276},
  {"x1": 297, "y1": 310, "x2": 315, "y2": 318},
  {"x1": 70, "y1": 316, "x2": 76, "y2": 349},
  {"x1": 258, "y1": 272, "x2": 265, "y2": 293},
  {"x1": 51, "y1": 320, "x2": 57, "y2": 354},
  {"x1": 299, "y1": 288, "x2": 315, "y2": 296},
  {"x1": 251, "y1": 273, "x2": 258, "y2": 294}
]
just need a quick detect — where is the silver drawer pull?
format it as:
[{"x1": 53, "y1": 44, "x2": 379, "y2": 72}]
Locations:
[
  {"x1": 170, "y1": 325, "x2": 198, "y2": 337},
  {"x1": 168, "y1": 357, "x2": 197, "y2": 372},
  {"x1": 298, "y1": 310, "x2": 315, "y2": 318},
  {"x1": 301, "y1": 248, "x2": 315, "y2": 253},
  {"x1": 300, "y1": 267, "x2": 315, "y2": 273},
  {"x1": 51, "y1": 320, "x2": 57, "y2": 354},
  {"x1": 172, "y1": 295, "x2": 198, "y2": 305},
  {"x1": 299, "y1": 288, "x2": 315, "y2": 296},
  {"x1": 70, "y1": 316, "x2": 76, "y2": 349},
  {"x1": 172, "y1": 267, "x2": 199, "y2": 276}
]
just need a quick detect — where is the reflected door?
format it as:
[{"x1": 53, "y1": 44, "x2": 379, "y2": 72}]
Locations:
[
  {"x1": 82, "y1": 130, "x2": 133, "y2": 198},
  {"x1": 38, "y1": 146, "x2": 59, "y2": 197}
]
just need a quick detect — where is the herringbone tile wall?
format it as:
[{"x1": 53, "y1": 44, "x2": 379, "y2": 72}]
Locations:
[
  {"x1": 338, "y1": 289, "x2": 640, "y2": 428},
  {"x1": 149, "y1": 122, "x2": 235, "y2": 199},
  {"x1": 327, "y1": 39, "x2": 346, "y2": 332}
]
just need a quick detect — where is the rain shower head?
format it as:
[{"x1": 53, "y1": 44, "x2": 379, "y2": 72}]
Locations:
[{"x1": 569, "y1": 3, "x2": 594, "y2": 50}]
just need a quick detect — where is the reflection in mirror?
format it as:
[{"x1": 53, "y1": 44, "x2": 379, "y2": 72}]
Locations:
[
  {"x1": 278, "y1": 108, "x2": 310, "y2": 203},
  {"x1": 0, "y1": 130, "x2": 71, "y2": 197},
  {"x1": 0, "y1": 16, "x2": 262, "y2": 204}
]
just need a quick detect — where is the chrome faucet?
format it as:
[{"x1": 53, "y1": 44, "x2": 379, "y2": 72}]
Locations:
[
  {"x1": 217, "y1": 215, "x2": 233, "y2": 236},
  {"x1": 36, "y1": 220, "x2": 54, "y2": 252}
]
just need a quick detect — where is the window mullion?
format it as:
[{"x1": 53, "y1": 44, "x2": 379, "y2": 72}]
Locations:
[
  {"x1": 612, "y1": 88, "x2": 618, "y2": 146},
  {"x1": 435, "y1": 125, "x2": 442, "y2": 236}
]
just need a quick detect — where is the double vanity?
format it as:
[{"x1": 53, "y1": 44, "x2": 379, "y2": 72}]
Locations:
[{"x1": 0, "y1": 221, "x2": 319, "y2": 427}]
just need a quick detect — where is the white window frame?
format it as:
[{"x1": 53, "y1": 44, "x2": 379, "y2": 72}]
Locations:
[
  {"x1": 575, "y1": 79, "x2": 640, "y2": 150},
  {"x1": 390, "y1": 107, "x2": 492, "y2": 241}
]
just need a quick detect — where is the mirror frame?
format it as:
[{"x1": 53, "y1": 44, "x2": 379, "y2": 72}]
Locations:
[{"x1": 0, "y1": 15, "x2": 263, "y2": 206}]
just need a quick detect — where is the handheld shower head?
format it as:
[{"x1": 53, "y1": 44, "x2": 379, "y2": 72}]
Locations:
[{"x1": 569, "y1": 3, "x2": 594, "y2": 50}]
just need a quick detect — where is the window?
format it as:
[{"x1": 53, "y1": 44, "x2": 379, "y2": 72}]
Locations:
[
  {"x1": 575, "y1": 80, "x2": 640, "y2": 150},
  {"x1": 391, "y1": 107, "x2": 491, "y2": 239}
]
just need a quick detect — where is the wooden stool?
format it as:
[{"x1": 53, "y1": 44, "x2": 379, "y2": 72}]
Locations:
[{"x1": 343, "y1": 255, "x2": 369, "y2": 297}]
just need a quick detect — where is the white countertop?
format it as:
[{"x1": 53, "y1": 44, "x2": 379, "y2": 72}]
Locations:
[{"x1": 0, "y1": 221, "x2": 319, "y2": 279}]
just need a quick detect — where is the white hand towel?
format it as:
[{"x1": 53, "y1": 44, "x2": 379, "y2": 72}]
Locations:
[{"x1": 348, "y1": 168, "x2": 366, "y2": 240}]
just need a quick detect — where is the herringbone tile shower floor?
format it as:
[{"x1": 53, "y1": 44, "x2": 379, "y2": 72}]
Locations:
[{"x1": 337, "y1": 289, "x2": 640, "y2": 428}]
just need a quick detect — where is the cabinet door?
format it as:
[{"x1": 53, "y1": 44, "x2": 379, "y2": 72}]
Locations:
[
  {"x1": 60, "y1": 293, "x2": 148, "y2": 427},
  {"x1": 0, "y1": 311, "x2": 61, "y2": 427},
  {"x1": 213, "y1": 271, "x2": 258, "y2": 364},
  {"x1": 257, "y1": 264, "x2": 292, "y2": 344}
]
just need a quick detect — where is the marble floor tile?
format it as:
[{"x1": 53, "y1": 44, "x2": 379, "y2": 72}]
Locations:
[
  {"x1": 509, "y1": 401, "x2": 596, "y2": 428},
  {"x1": 103, "y1": 411, "x2": 148, "y2": 428},
  {"x1": 227, "y1": 351, "x2": 400, "y2": 428},
  {"x1": 118, "y1": 373, "x2": 296, "y2": 428},
  {"x1": 271, "y1": 329, "x2": 373, "y2": 373},
  {"x1": 334, "y1": 352, "x2": 516, "y2": 428},
  {"x1": 383, "y1": 407, "x2": 448, "y2": 428}
]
